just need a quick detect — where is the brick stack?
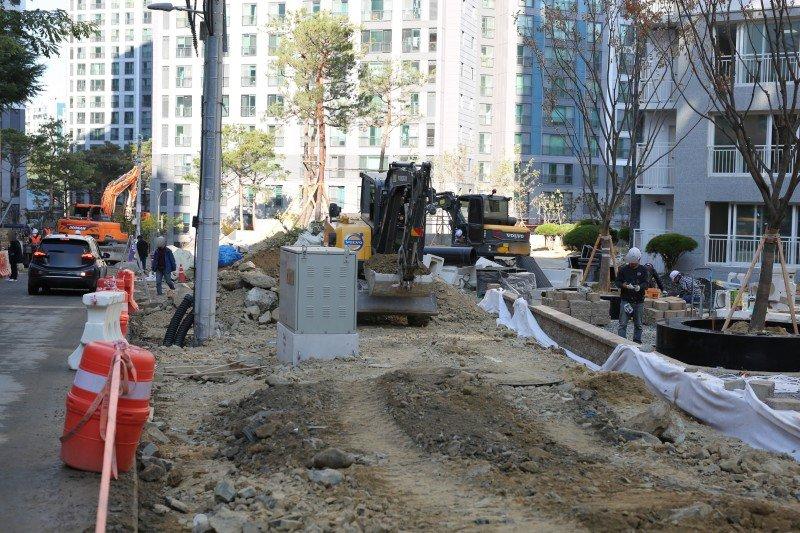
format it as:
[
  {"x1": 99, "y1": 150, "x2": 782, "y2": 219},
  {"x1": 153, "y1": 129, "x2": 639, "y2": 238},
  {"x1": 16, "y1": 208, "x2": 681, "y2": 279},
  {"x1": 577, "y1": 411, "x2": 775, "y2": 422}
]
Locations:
[
  {"x1": 643, "y1": 296, "x2": 690, "y2": 325},
  {"x1": 540, "y1": 290, "x2": 611, "y2": 326}
]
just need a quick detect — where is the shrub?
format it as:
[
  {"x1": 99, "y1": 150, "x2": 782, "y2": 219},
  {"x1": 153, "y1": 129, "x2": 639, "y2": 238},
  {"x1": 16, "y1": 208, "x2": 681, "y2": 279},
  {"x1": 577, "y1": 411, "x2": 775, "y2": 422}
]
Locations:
[
  {"x1": 562, "y1": 224, "x2": 618, "y2": 251},
  {"x1": 645, "y1": 233, "x2": 698, "y2": 271},
  {"x1": 534, "y1": 223, "x2": 560, "y2": 237},
  {"x1": 557, "y1": 223, "x2": 576, "y2": 236},
  {"x1": 618, "y1": 226, "x2": 631, "y2": 244},
  {"x1": 577, "y1": 218, "x2": 601, "y2": 226}
]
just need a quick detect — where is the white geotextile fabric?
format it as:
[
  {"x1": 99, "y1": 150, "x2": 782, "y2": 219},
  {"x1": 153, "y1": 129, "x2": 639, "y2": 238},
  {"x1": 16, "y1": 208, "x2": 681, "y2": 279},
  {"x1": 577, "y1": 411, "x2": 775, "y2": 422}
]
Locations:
[{"x1": 478, "y1": 288, "x2": 800, "y2": 460}]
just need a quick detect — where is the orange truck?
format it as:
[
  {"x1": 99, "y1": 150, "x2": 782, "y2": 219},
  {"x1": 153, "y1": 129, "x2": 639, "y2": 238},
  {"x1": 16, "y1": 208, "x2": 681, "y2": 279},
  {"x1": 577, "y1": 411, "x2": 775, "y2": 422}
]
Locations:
[{"x1": 57, "y1": 166, "x2": 141, "y2": 244}]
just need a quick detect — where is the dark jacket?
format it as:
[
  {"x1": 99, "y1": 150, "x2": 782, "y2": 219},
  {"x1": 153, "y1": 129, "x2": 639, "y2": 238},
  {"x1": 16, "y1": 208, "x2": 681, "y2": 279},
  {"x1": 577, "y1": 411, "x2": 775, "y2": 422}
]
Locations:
[
  {"x1": 646, "y1": 265, "x2": 664, "y2": 291},
  {"x1": 152, "y1": 246, "x2": 176, "y2": 274},
  {"x1": 136, "y1": 238, "x2": 149, "y2": 257},
  {"x1": 8, "y1": 239, "x2": 22, "y2": 262},
  {"x1": 615, "y1": 264, "x2": 650, "y2": 303}
]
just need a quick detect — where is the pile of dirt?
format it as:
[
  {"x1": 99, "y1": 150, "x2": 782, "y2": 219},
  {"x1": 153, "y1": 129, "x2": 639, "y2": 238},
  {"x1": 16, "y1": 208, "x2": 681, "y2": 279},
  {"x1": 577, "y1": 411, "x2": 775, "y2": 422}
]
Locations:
[
  {"x1": 248, "y1": 247, "x2": 281, "y2": 278},
  {"x1": 570, "y1": 368, "x2": 654, "y2": 405},
  {"x1": 364, "y1": 253, "x2": 430, "y2": 275},
  {"x1": 726, "y1": 321, "x2": 790, "y2": 336},
  {"x1": 433, "y1": 282, "x2": 491, "y2": 324}
]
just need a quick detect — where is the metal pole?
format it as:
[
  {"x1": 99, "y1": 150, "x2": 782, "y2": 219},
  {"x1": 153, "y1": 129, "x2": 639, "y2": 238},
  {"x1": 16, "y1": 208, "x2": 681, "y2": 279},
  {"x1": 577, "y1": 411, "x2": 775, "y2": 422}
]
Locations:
[
  {"x1": 194, "y1": 0, "x2": 223, "y2": 342},
  {"x1": 134, "y1": 136, "x2": 143, "y2": 237}
]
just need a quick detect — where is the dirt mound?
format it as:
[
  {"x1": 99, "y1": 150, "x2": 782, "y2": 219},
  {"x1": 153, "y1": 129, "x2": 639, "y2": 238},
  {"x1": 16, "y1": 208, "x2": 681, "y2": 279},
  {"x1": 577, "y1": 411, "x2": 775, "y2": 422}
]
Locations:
[
  {"x1": 727, "y1": 321, "x2": 790, "y2": 336},
  {"x1": 245, "y1": 227, "x2": 304, "y2": 278},
  {"x1": 433, "y1": 282, "x2": 490, "y2": 324},
  {"x1": 572, "y1": 370, "x2": 654, "y2": 405},
  {"x1": 364, "y1": 253, "x2": 430, "y2": 275}
]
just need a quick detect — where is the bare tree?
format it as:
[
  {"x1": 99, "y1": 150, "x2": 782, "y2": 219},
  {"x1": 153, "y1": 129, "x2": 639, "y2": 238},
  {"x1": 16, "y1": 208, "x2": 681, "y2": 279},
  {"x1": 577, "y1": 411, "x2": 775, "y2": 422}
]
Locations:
[
  {"x1": 486, "y1": 156, "x2": 539, "y2": 220},
  {"x1": 520, "y1": 0, "x2": 695, "y2": 290},
  {"x1": 665, "y1": 0, "x2": 800, "y2": 332}
]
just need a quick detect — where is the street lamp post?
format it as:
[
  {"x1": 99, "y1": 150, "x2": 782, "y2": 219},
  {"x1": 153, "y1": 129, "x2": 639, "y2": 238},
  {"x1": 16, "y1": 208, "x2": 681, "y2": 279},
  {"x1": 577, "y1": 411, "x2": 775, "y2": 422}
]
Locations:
[
  {"x1": 156, "y1": 188, "x2": 173, "y2": 231},
  {"x1": 148, "y1": 1, "x2": 223, "y2": 343}
]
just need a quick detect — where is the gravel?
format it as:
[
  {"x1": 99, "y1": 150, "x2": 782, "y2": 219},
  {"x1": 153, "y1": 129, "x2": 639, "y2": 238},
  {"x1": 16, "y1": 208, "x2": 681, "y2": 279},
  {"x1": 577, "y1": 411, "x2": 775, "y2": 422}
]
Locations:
[{"x1": 603, "y1": 319, "x2": 658, "y2": 346}]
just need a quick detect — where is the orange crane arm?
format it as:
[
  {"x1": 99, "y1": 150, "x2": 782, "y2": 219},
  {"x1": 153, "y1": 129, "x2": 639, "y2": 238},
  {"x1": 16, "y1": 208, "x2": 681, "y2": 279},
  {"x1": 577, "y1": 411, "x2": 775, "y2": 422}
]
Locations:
[{"x1": 100, "y1": 166, "x2": 141, "y2": 217}]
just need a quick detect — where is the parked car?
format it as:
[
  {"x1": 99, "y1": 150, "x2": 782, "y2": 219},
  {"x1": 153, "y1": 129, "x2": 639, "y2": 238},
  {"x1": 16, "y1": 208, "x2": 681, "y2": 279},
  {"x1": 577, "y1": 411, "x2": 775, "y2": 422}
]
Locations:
[{"x1": 28, "y1": 234, "x2": 108, "y2": 295}]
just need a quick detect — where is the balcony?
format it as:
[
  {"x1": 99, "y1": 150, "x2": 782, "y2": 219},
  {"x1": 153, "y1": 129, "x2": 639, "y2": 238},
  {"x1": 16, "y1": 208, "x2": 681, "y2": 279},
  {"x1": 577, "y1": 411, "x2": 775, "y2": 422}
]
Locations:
[
  {"x1": 175, "y1": 135, "x2": 191, "y2": 147},
  {"x1": 403, "y1": 9, "x2": 421, "y2": 20},
  {"x1": 242, "y1": 46, "x2": 257, "y2": 56},
  {"x1": 362, "y1": 42, "x2": 391, "y2": 54},
  {"x1": 176, "y1": 106, "x2": 192, "y2": 117},
  {"x1": 706, "y1": 234, "x2": 799, "y2": 265},
  {"x1": 640, "y1": 79, "x2": 676, "y2": 108},
  {"x1": 636, "y1": 142, "x2": 675, "y2": 192},
  {"x1": 709, "y1": 145, "x2": 794, "y2": 176},
  {"x1": 241, "y1": 76, "x2": 257, "y2": 87},
  {"x1": 363, "y1": 10, "x2": 392, "y2": 21},
  {"x1": 175, "y1": 78, "x2": 192, "y2": 88},
  {"x1": 175, "y1": 47, "x2": 192, "y2": 58},
  {"x1": 540, "y1": 174, "x2": 573, "y2": 185}
]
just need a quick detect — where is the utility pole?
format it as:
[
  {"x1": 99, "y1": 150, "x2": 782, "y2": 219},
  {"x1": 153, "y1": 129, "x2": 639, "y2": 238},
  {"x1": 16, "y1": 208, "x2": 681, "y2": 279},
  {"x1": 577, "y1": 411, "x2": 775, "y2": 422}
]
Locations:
[
  {"x1": 134, "y1": 135, "x2": 143, "y2": 237},
  {"x1": 193, "y1": 0, "x2": 224, "y2": 342}
]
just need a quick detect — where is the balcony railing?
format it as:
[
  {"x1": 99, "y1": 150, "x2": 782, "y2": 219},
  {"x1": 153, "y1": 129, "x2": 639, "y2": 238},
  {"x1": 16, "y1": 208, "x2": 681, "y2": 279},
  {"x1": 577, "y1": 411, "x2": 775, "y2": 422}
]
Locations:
[
  {"x1": 242, "y1": 46, "x2": 257, "y2": 56},
  {"x1": 403, "y1": 9, "x2": 421, "y2": 20},
  {"x1": 241, "y1": 76, "x2": 256, "y2": 87},
  {"x1": 241, "y1": 106, "x2": 256, "y2": 117},
  {"x1": 176, "y1": 106, "x2": 192, "y2": 117},
  {"x1": 175, "y1": 135, "x2": 191, "y2": 147},
  {"x1": 640, "y1": 79, "x2": 675, "y2": 106},
  {"x1": 706, "y1": 234, "x2": 799, "y2": 265},
  {"x1": 709, "y1": 144, "x2": 795, "y2": 175},
  {"x1": 175, "y1": 47, "x2": 192, "y2": 58},
  {"x1": 362, "y1": 42, "x2": 391, "y2": 53},
  {"x1": 363, "y1": 9, "x2": 392, "y2": 21},
  {"x1": 636, "y1": 142, "x2": 675, "y2": 189},
  {"x1": 175, "y1": 78, "x2": 192, "y2": 88}
]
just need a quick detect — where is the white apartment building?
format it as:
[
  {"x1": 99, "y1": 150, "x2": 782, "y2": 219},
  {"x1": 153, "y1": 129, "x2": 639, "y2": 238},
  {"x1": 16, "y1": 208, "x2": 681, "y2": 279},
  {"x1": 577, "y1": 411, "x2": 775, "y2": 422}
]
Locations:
[
  {"x1": 150, "y1": 0, "x2": 530, "y2": 244},
  {"x1": 66, "y1": 0, "x2": 153, "y2": 149}
]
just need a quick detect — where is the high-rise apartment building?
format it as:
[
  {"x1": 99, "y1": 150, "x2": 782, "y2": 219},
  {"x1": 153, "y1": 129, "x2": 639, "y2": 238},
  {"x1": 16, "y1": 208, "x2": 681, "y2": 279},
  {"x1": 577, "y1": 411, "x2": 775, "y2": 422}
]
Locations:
[{"x1": 66, "y1": 0, "x2": 153, "y2": 149}]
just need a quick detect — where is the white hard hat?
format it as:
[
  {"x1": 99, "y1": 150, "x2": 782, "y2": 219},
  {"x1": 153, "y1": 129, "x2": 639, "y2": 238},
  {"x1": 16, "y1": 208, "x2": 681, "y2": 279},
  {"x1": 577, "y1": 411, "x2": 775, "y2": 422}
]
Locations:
[
  {"x1": 624, "y1": 247, "x2": 642, "y2": 263},
  {"x1": 32, "y1": 228, "x2": 38, "y2": 234},
  {"x1": 670, "y1": 270, "x2": 680, "y2": 281}
]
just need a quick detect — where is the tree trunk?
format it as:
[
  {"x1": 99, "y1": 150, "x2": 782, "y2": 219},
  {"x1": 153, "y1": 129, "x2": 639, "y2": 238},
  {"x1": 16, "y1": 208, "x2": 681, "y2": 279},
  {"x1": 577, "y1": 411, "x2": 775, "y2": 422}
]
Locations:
[
  {"x1": 315, "y1": 99, "x2": 328, "y2": 223},
  {"x1": 379, "y1": 104, "x2": 392, "y2": 172},
  {"x1": 598, "y1": 230, "x2": 612, "y2": 293},
  {"x1": 750, "y1": 230, "x2": 778, "y2": 332},
  {"x1": 238, "y1": 181, "x2": 244, "y2": 231}
]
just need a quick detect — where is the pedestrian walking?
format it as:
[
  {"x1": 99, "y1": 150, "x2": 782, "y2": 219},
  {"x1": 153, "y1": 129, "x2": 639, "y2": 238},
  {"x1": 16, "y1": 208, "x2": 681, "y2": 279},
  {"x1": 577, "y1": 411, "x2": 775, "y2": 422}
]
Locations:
[
  {"x1": 136, "y1": 234, "x2": 150, "y2": 273},
  {"x1": 7, "y1": 232, "x2": 22, "y2": 282},
  {"x1": 615, "y1": 247, "x2": 650, "y2": 343},
  {"x1": 151, "y1": 236, "x2": 176, "y2": 295}
]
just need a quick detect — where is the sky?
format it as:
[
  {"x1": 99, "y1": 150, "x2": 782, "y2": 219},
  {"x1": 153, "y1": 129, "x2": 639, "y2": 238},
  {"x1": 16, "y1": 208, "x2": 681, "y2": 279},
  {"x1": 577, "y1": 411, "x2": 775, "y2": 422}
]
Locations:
[{"x1": 27, "y1": 0, "x2": 70, "y2": 111}]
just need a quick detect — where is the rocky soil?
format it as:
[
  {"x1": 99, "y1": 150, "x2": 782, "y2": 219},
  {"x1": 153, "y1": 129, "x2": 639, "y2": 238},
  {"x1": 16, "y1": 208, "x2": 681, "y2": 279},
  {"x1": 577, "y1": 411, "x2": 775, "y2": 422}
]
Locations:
[{"x1": 129, "y1": 267, "x2": 800, "y2": 532}]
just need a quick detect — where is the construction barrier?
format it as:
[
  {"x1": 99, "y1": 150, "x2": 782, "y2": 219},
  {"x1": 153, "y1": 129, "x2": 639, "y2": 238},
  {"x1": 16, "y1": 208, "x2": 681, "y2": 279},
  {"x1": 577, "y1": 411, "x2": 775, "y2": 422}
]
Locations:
[
  {"x1": 67, "y1": 291, "x2": 126, "y2": 370},
  {"x1": 58, "y1": 340, "x2": 155, "y2": 532},
  {"x1": 115, "y1": 269, "x2": 139, "y2": 313}
]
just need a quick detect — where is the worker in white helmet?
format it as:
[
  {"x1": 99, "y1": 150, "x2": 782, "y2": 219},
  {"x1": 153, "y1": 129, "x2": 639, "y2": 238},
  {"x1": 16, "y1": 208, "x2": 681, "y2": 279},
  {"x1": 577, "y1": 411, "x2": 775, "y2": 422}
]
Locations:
[{"x1": 615, "y1": 247, "x2": 651, "y2": 343}]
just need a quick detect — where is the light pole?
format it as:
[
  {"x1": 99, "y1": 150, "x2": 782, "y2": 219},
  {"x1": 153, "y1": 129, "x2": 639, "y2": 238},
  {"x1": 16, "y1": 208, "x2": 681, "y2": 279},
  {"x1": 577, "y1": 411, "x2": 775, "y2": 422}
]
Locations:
[
  {"x1": 148, "y1": 1, "x2": 223, "y2": 343},
  {"x1": 134, "y1": 135, "x2": 143, "y2": 236},
  {"x1": 156, "y1": 188, "x2": 172, "y2": 231}
]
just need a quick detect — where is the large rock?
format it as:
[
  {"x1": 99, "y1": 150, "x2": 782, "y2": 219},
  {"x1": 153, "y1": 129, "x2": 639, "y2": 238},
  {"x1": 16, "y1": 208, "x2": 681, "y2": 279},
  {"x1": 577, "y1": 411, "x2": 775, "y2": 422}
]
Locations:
[
  {"x1": 306, "y1": 468, "x2": 344, "y2": 487},
  {"x1": 219, "y1": 270, "x2": 243, "y2": 291},
  {"x1": 245, "y1": 305, "x2": 261, "y2": 319},
  {"x1": 627, "y1": 401, "x2": 686, "y2": 444},
  {"x1": 246, "y1": 287, "x2": 278, "y2": 312},
  {"x1": 500, "y1": 272, "x2": 538, "y2": 303},
  {"x1": 309, "y1": 448, "x2": 354, "y2": 469},
  {"x1": 241, "y1": 269, "x2": 277, "y2": 289},
  {"x1": 214, "y1": 480, "x2": 237, "y2": 503},
  {"x1": 208, "y1": 507, "x2": 248, "y2": 533},
  {"x1": 237, "y1": 260, "x2": 256, "y2": 272}
]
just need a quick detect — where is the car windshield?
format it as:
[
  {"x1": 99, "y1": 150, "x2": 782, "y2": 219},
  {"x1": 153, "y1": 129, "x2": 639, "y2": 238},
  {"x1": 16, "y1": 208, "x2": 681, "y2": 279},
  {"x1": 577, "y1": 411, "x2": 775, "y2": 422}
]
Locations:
[{"x1": 41, "y1": 240, "x2": 91, "y2": 267}]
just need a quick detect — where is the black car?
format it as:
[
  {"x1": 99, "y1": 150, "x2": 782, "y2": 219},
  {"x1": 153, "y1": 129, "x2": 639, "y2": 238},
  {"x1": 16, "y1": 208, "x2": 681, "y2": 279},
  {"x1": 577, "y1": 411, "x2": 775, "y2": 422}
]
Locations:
[{"x1": 28, "y1": 235, "x2": 109, "y2": 294}]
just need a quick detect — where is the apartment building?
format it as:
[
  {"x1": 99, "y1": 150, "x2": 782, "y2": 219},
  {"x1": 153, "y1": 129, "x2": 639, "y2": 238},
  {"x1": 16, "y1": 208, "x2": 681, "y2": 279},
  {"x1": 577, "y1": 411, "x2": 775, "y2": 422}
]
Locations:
[
  {"x1": 25, "y1": 101, "x2": 66, "y2": 135},
  {"x1": 1, "y1": 1, "x2": 27, "y2": 224},
  {"x1": 149, "y1": 0, "x2": 532, "y2": 243},
  {"x1": 66, "y1": 0, "x2": 153, "y2": 149},
  {"x1": 634, "y1": 16, "x2": 800, "y2": 276}
]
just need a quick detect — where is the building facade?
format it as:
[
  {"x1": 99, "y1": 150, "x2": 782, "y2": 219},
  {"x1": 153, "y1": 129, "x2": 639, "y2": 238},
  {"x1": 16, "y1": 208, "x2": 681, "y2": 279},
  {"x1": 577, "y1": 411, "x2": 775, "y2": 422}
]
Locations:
[{"x1": 66, "y1": 0, "x2": 153, "y2": 149}]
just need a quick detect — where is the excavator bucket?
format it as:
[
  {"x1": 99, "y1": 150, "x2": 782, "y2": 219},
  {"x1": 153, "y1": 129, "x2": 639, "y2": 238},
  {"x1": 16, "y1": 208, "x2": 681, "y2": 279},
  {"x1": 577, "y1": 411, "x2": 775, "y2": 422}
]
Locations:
[
  {"x1": 365, "y1": 269, "x2": 435, "y2": 297},
  {"x1": 358, "y1": 268, "x2": 438, "y2": 318}
]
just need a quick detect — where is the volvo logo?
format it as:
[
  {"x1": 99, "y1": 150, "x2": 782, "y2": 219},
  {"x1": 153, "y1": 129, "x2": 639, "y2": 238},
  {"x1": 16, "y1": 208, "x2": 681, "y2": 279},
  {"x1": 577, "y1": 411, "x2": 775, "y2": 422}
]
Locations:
[{"x1": 344, "y1": 232, "x2": 364, "y2": 251}]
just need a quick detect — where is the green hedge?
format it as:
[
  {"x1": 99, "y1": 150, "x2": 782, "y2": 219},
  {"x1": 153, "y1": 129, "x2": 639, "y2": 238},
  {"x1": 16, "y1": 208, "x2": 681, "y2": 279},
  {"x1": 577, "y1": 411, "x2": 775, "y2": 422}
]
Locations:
[
  {"x1": 645, "y1": 233, "x2": 698, "y2": 271},
  {"x1": 534, "y1": 222, "x2": 576, "y2": 237},
  {"x1": 618, "y1": 226, "x2": 631, "y2": 243},
  {"x1": 562, "y1": 224, "x2": 618, "y2": 251}
]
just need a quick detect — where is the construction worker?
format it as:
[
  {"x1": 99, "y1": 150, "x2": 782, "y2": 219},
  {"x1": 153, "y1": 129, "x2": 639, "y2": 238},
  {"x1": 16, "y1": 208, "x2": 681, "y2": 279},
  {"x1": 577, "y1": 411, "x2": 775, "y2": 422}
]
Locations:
[
  {"x1": 136, "y1": 234, "x2": 150, "y2": 273},
  {"x1": 151, "y1": 236, "x2": 176, "y2": 295},
  {"x1": 615, "y1": 247, "x2": 651, "y2": 343},
  {"x1": 644, "y1": 263, "x2": 665, "y2": 293},
  {"x1": 7, "y1": 232, "x2": 22, "y2": 282},
  {"x1": 670, "y1": 270, "x2": 703, "y2": 305}
]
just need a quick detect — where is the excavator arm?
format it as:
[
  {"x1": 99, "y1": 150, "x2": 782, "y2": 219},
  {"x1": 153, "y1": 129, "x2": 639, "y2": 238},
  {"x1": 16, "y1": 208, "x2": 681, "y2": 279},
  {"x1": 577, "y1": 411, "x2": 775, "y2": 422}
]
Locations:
[{"x1": 100, "y1": 166, "x2": 141, "y2": 218}]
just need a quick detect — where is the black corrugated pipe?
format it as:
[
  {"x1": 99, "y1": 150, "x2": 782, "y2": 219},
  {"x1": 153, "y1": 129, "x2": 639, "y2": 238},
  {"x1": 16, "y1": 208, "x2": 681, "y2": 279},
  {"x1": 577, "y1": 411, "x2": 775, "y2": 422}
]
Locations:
[
  {"x1": 163, "y1": 294, "x2": 194, "y2": 346},
  {"x1": 422, "y1": 246, "x2": 478, "y2": 267},
  {"x1": 175, "y1": 312, "x2": 194, "y2": 347}
]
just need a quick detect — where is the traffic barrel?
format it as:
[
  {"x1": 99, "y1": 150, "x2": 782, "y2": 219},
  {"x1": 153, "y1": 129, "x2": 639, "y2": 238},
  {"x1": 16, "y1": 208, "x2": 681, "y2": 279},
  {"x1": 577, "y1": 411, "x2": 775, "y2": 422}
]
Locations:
[
  {"x1": 115, "y1": 269, "x2": 139, "y2": 313},
  {"x1": 60, "y1": 340, "x2": 155, "y2": 473}
]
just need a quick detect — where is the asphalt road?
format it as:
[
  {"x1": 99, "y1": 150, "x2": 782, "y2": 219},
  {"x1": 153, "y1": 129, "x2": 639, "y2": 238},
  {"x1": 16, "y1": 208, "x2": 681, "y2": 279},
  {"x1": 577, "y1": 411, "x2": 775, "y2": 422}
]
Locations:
[{"x1": 0, "y1": 272, "x2": 99, "y2": 532}]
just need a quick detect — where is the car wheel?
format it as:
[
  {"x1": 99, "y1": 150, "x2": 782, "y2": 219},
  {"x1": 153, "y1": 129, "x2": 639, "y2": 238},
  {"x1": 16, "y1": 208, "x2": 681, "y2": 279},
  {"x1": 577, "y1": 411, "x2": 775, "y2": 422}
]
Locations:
[{"x1": 27, "y1": 283, "x2": 39, "y2": 295}]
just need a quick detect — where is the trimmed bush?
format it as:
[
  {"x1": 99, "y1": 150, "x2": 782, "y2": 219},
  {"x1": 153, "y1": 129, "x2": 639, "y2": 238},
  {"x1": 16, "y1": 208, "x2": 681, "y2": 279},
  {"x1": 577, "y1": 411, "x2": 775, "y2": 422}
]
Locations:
[
  {"x1": 618, "y1": 226, "x2": 631, "y2": 244},
  {"x1": 562, "y1": 224, "x2": 618, "y2": 251},
  {"x1": 577, "y1": 218, "x2": 601, "y2": 226},
  {"x1": 534, "y1": 223, "x2": 560, "y2": 237},
  {"x1": 645, "y1": 233, "x2": 698, "y2": 271}
]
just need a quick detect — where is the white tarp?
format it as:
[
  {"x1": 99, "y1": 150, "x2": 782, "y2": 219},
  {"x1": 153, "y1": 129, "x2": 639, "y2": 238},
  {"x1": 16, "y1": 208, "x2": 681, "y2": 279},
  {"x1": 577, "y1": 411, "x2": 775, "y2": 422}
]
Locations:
[{"x1": 478, "y1": 288, "x2": 800, "y2": 460}]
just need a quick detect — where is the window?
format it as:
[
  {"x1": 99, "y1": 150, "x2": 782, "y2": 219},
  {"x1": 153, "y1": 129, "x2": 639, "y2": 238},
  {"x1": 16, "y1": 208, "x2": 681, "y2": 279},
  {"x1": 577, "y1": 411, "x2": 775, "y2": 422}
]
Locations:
[
  {"x1": 516, "y1": 74, "x2": 531, "y2": 95},
  {"x1": 77, "y1": 112, "x2": 86, "y2": 124},
  {"x1": 550, "y1": 105, "x2": 574, "y2": 125},
  {"x1": 176, "y1": 36, "x2": 192, "y2": 58},
  {"x1": 542, "y1": 134, "x2": 568, "y2": 155},
  {"x1": 176, "y1": 66, "x2": 191, "y2": 88},
  {"x1": 330, "y1": 128, "x2": 346, "y2": 147},
  {"x1": 363, "y1": 0, "x2": 392, "y2": 21},
  {"x1": 362, "y1": 30, "x2": 392, "y2": 53},
  {"x1": 111, "y1": 111, "x2": 119, "y2": 124},
  {"x1": 90, "y1": 79, "x2": 105, "y2": 91},
  {"x1": 242, "y1": 34, "x2": 257, "y2": 56},
  {"x1": 482, "y1": 16, "x2": 495, "y2": 38},
  {"x1": 481, "y1": 46, "x2": 494, "y2": 68},
  {"x1": 426, "y1": 124, "x2": 435, "y2": 147},
  {"x1": 266, "y1": 94, "x2": 284, "y2": 114},
  {"x1": 409, "y1": 93, "x2": 419, "y2": 115},
  {"x1": 90, "y1": 128, "x2": 105, "y2": 141},
  {"x1": 268, "y1": 34, "x2": 281, "y2": 54},
  {"x1": 176, "y1": 95, "x2": 192, "y2": 117},
  {"x1": 124, "y1": 111, "x2": 134, "y2": 124},
  {"x1": 268, "y1": 2, "x2": 286, "y2": 20},
  {"x1": 516, "y1": 45, "x2": 531, "y2": 67},
  {"x1": 76, "y1": 63, "x2": 86, "y2": 75},
  {"x1": 124, "y1": 78, "x2": 134, "y2": 91},
  {"x1": 515, "y1": 133, "x2": 530, "y2": 154},
  {"x1": 174, "y1": 183, "x2": 189, "y2": 206},
  {"x1": 241, "y1": 65, "x2": 257, "y2": 87},
  {"x1": 175, "y1": 125, "x2": 191, "y2": 146},
  {"x1": 478, "y1": 133, "x2": 491, "y2": 154},
  {"x1": 242, "y1": 3, "x2": 257, "y2": 25},
  {"x1": 222, "y1": 64, "x2": 230, "y2": 87},
  {"x1": 426, "y1": 92, "x2": 435, "y2": 116},
  {"x1": 77, "y1": 80, "x2": 87, "y2": 91},
  {"x1": 360, "y1": 126, "x2": 382, "y2": 147},
  {"x1": 400, "y1": 124, "x2": 418, "y2": 147},
  {"x1": 479, "y1": 103, "x2": 492, "y2": 126},
  {"x1": 241, "y1": 95, "x2": 256, "y2": 117},
  {"x1": 221, "y1": 95, "x2": 229, "y2": 117},
  {"x1": 478, "y1": 162, "x2": 490, "y2": 181},
  {"x1": 480, "y1": 75, "x2": 493, "y2": 97},
  {"x1": 328, "y1": 186, "x2": 345, "y2": 205},
  {"x1": 267, "y1": 63, "x2": 284, "y2": 86},
  {"x1": 427, "y1": 61, "x2": 436, "y2": 82},
  {"x1": 515, "y1": 103, "x2": 531, "y2": 125},
  {"x1": 429, "y1": 29, "x2": 437, "y2": 52},
  {"x1": 90, "y1": 112, "x2": 104, "y2": 124},
  {"x1": 402, "y1": 29, "x2": 421, "y2": 53},
  {"x1": 267, "y1": 125, "x2": 285, "y2": 147}
]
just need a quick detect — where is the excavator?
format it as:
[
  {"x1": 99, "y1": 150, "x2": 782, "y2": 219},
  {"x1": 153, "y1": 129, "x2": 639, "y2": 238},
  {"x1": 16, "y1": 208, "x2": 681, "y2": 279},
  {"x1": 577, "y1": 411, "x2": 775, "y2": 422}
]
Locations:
[
  {"x1": 325, "y1": 161, "x2": 474, "y2": 325},
  {"x1": 57, "y1": 166, "x2": 141, "y2": 245}
]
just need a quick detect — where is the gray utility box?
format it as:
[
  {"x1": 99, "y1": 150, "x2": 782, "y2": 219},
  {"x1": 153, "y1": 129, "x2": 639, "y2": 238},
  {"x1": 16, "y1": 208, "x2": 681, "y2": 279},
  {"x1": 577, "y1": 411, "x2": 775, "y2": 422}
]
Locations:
[{"x1": 278, "y1": 245, "x2": 357, "y2": 334}]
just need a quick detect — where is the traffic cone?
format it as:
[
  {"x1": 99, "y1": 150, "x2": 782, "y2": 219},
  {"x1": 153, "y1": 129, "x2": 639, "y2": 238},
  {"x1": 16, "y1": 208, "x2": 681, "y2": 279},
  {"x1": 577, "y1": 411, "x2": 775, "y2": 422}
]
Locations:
[{"x1": 177, "y1": 264, "x2": 187, "y2": 283}]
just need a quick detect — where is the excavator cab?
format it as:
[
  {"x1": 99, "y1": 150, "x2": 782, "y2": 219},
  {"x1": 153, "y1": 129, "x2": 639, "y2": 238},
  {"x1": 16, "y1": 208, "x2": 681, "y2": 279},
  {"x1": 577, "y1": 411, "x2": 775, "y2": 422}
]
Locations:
[
  {"x1": 448, "y1": 193, "x2": 530, "y2": 259},
  {"x1": 72, "y1": 204, "x2": 107, "y2": 221}
]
